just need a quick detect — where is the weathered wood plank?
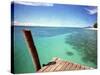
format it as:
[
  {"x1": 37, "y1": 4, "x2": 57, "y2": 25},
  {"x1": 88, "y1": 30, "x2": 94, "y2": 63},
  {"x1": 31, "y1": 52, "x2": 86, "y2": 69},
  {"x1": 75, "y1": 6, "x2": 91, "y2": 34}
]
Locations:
[
  {"x1": 65, "y1": 62, "x2": 73, "y2": 70},
  {"x1": 44, "y1": 58, "x2": 61, "y2": 72},
  {"x1": 38, "y1": 57, "x2": 59, "y2": 72},
  {"x1": 37, "y1": 57, "x2": 94, "y2": 72},
  {"x1": 23, "y1": 30, "x2": 41, "y2": 71},
  {"x1": 68, "y1": 63, "x2": 77, "y2": 70},
  {"x1": 60, "y1": 61, "x2": 69, "y2": 71},
  {"x1": 49, "y1": 60, "x2": 63, "y2": 72},
  {"x1": 54, "y1": 61, "x2": 66, "y2": 71},
  {"x1": 75, "y1": 64, "x2": 81, "y2": 70}
]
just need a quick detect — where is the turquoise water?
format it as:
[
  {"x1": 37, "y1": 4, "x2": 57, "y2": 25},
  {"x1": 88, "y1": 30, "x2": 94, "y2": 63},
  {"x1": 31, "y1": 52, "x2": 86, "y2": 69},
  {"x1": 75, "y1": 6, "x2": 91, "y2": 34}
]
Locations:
[{"x1": 13, "y1": 26, "x2": 97, "y2": 73}]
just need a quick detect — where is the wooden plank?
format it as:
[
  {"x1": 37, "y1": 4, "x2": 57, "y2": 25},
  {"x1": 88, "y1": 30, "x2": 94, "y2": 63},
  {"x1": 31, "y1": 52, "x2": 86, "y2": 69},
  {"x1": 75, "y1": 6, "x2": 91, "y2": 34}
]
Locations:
[
  {"x1": 75, "y1": 64, "x2": 81, "y2": 70},
  {"x1": 60, "y1": 61, "x2": 69, "y2": 71},
  {"x1": 54, "y1": 61, "x2": 66, "y2": 71},
  {"x1": 37, "y1": 66, "x2": 48, "y2": 72},
  {"x1": 48, "y1": 60, "x2": 63, "y2": 72},
  {"x1": 81, "y1": 65, "x2": 87, "y2": 70},
  {"x1": 37, "y1": 57, "x2": 59, "y2": 72},
  {"x1": 83, "y1": 66, "x2": 91, "y2": 70},
  {"x1": 65, "y1": 62, "x2": 73, "y2": 70},
  {"x1": 80, "y1": 66, "x2": 87, "y2": 70},
  {"x1": 68, "y1": 63, "x2": 77, "y2": 70},
  {"x1": 23, "y1": 30, "x2": 41, "y2": 71},
  {"x1": 44, "y1": 58, "x2": 61, "y2": 72},
  {"x1": 37, "y1": 57, "x2": 94, "y2": 72}
]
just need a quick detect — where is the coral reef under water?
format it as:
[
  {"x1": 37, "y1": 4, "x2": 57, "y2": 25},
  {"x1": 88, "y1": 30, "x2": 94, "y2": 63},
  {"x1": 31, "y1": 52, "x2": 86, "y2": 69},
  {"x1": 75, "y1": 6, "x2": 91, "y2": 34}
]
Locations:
[
  {"x1": 66, "y1": 51, "x2": 74, "y2": 56},
  {"x1": 65, "y1": 30, "x2": 97, "y2": 68}
]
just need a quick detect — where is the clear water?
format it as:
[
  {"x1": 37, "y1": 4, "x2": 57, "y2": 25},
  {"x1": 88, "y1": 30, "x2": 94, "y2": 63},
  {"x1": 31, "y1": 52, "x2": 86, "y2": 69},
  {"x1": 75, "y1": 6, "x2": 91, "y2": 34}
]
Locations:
[{"x1": 13, "y1": 26, "x2": 97, "y2": 73}]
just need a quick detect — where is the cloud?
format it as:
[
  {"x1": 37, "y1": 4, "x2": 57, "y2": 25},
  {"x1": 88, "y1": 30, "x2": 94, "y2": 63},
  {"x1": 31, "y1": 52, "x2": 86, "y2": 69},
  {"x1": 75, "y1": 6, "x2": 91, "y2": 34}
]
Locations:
[
  {"x1": 12, "y1": 20, "x2": 62, "y2": 27},
  {"x1": 12, "y1": 21, "x2": 34, "y2": 25},
  {"x1": 14, "y1": 1, "x2": 54, "y2": 7},
  {"x1": 85, "y1": 7, "x2": 97, "y2": 15}
]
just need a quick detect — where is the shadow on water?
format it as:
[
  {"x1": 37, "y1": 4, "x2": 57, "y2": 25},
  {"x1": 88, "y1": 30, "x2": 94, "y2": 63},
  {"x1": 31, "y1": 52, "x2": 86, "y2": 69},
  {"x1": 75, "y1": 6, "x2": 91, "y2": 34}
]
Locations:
[{"x1": 65, "y1": 29, "x2": 97, "y2": 68}]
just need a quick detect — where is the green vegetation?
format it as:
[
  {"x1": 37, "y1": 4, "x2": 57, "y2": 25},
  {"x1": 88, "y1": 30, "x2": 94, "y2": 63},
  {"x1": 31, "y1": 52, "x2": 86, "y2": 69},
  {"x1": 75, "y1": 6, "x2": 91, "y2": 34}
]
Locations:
[
  {"x1": 93, "y1": 23, "x2": 97, "y2": 28},
  {"x1": 65, "y1": 30, "x2": 97, "y2": 68}
]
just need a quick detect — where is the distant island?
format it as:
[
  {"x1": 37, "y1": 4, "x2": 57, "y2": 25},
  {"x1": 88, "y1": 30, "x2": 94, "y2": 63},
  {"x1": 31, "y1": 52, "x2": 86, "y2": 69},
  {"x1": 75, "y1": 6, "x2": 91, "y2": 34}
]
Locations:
[
  {"x1": 84, "y1": 22, "x2": 97, "y2": 28},
  {"x1": 93, "y1": 23, "x2": 97, "y2": 28},
  {"x1": 84, "y1": 22, "x2": 97, "y2": 30}
]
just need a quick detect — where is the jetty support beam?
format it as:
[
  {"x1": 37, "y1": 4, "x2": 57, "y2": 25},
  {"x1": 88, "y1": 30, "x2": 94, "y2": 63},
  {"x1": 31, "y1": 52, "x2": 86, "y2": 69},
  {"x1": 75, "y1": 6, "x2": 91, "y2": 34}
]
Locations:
[{"x1": 23, "y1": 30, "x2": 41, "y2": 71}]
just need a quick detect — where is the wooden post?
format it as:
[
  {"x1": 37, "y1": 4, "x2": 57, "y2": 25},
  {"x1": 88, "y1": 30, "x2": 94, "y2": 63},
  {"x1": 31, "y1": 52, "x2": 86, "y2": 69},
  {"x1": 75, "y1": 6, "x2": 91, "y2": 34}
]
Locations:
[{"x1": 23, "y1": 30, "x2": 41, "y2": 71}]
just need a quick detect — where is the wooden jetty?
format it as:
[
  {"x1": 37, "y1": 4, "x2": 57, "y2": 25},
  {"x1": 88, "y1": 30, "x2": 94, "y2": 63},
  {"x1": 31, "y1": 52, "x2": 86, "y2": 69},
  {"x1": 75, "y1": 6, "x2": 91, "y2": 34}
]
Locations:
[
  {"x1": 23, "y1": 30, "x2": 94, "y2": 72},
  {"x1": 37, "y1": 57, "x2": 94, "y2": 72}
]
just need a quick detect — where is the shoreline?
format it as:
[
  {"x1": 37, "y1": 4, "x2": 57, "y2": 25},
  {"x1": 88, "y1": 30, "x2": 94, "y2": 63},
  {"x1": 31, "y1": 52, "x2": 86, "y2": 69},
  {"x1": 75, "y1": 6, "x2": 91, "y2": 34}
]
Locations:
[{"x1": 85, "y1": 28, "x2": 98, "y2": 30}]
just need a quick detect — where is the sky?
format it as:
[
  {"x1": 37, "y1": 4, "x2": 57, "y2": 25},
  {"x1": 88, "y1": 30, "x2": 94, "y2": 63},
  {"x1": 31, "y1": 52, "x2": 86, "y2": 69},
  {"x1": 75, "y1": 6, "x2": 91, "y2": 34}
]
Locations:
[{"x1": 11, "y1": 1, "x2": 97, "y2": 27}]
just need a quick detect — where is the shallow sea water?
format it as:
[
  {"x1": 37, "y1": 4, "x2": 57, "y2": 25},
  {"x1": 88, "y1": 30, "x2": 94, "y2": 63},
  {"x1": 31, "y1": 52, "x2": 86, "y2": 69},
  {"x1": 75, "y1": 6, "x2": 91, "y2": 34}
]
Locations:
[{"x1": 14, "y1": 26, "x2": 97, "y2": 73}]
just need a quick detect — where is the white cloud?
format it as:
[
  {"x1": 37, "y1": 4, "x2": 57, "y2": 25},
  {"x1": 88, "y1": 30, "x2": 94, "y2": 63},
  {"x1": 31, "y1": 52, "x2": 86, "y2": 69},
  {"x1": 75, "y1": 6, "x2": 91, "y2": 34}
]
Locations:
[
  {"x1": 12, "y1": 20, "x2": 58, "y2": 26},
  {"x1": 14, "y1": 1, "x2": 54, "y2": 7},
  {"x1": 12, "y1": 20, "x2": 84, "y2": 27},
  {"x1": 85, "y1": 7, "x2": 97, "y2": 15},
  {"x1": 12, "y1": 21, "x2": 34, "y2": 25}
]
